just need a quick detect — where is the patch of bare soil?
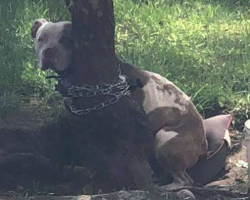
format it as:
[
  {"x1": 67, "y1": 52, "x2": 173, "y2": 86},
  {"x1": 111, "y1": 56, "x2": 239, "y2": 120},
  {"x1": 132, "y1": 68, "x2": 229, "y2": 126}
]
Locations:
[
  {"x1": 0, "y1": 101, "x2": 48, "y2": 130},
  {"x1": 206, "y1": 131, "x2": 248, "y2": 190},
  {"x1": 193, "y1": 130, "x2": 250, "y2": 199},
  {"x1": 0, "y1": 103, "x2": 249, "y2": 200}
]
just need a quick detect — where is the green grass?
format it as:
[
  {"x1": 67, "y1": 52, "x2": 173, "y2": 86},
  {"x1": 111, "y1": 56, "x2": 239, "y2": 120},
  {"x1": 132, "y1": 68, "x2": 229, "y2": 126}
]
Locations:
[
  {"x1": 0, "y1": 0, "x2": 250, "y2": 127},
  {"x1": 0, "y1": 0, "x2": 69, "y2": 117}
]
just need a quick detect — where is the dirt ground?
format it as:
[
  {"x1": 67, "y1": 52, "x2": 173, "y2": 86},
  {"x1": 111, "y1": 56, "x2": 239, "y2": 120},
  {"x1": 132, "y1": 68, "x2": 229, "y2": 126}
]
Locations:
[
  {"x1": 206, "y1": 130, "x2": 248, "y2": 192},
  {"x1": 0, "y1": 103, "x2": 249, "y2": 199}
]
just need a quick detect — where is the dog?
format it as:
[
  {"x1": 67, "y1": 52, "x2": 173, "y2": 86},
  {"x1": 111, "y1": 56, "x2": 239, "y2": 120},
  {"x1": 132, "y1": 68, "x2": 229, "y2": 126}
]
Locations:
[{"x1": 31, "y1": 19, "x2": 207, "y2": 191}]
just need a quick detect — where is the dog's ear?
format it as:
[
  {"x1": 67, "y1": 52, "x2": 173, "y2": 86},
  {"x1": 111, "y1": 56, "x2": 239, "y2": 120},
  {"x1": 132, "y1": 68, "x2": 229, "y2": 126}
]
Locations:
[{"x1": 31, "y1": 19, "x2": 48, "y2": 38}]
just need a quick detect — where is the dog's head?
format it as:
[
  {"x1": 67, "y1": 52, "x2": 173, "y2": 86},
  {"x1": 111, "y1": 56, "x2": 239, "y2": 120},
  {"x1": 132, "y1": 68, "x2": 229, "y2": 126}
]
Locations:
[{"x1": 31, "y1": 19, "x2": 73, "y2": 72}]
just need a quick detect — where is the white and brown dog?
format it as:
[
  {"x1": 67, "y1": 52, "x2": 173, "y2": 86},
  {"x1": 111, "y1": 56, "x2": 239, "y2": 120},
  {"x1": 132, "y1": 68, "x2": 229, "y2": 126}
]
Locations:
[{"x1": 31, "y1": 19, "x2": 208, "y2": 190}]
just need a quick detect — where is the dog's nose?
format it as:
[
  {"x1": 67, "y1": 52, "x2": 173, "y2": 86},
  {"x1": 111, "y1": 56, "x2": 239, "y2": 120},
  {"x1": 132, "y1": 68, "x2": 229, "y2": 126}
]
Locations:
[{"x1": 44, "y1": 47, "x2": 55, "y2": 58}]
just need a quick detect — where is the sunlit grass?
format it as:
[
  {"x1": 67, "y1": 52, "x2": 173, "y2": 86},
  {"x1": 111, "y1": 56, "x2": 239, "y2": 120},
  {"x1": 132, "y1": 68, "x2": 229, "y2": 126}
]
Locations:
[
  {"x1": 115, "y1": 0, "x2": 250, "y2": 125},
  {"x1": 0, "y1": 0, "x2": 249, "y2": 126}
]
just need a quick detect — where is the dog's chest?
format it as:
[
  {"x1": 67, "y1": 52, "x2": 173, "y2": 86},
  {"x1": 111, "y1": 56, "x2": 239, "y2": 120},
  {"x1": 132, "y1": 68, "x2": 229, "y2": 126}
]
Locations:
[{"x1": 141, "y1": 71, "x2": 190, "y2": 115}]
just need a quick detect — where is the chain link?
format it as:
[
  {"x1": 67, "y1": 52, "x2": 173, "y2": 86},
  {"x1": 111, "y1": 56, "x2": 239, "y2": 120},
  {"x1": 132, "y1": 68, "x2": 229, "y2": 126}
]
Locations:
[{"x1": 66, "y1": 64, "x2": 131, "y2": 115}]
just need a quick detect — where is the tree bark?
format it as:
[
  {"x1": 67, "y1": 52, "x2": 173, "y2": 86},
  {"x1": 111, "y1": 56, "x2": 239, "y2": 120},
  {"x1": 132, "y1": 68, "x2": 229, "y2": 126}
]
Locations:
[
  {"x1": 65, "y1": 0, "x2": 119, "y2": 85},
  {"x1": 63, "y1": 1, "x2": 159, "y2": 197}
]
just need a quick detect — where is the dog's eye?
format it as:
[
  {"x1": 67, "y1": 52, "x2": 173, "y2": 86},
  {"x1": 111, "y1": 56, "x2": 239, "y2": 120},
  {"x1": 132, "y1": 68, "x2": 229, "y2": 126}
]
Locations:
[{"x1": 38, "y1": 37, "x2": 44, "y2": 43}]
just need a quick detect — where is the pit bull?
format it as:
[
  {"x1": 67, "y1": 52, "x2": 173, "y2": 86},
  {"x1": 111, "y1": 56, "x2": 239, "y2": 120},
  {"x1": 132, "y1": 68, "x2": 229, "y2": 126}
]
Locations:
[{"x1": 31, "y1": 19, "x2": 207, "y2": 190}]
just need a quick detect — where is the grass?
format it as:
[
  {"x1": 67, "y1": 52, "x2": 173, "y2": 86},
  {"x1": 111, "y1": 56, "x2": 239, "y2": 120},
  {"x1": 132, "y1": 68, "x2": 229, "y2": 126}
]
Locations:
[
  {"x1": 0, "y1": 0, "x2": 68, "y2": 117},
  {"x1": 0, "y1": 0, "x2": 250, "y2": 127}
]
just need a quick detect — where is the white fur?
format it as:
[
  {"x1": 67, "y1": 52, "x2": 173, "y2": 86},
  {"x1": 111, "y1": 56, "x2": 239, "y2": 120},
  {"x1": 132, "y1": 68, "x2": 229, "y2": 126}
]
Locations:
[
  {"x1": 142, "y1": 71, "x2": 190, "y2": 115},
  {"x1": 34, "y1": 21, "x2": 72, "y2": 72},
  {"x1": 155, "y1": 130, "x2": 179, "y2": 147}
]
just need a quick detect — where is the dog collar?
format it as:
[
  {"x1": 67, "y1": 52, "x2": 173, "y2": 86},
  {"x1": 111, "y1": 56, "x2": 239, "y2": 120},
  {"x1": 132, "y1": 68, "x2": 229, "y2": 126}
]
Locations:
[{"x1": 45, "y1": 65, "x2": 72, "y2": 80}]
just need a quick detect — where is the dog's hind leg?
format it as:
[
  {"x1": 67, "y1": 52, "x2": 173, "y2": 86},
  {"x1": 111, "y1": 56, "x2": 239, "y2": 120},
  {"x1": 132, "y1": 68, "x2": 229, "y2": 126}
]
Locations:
[
  {"x1": 161, "y1": 170, "x2": 194, "y2": 191},
  {"x1": 155, "y1": 127, "x2": 204, "y2": 191}
]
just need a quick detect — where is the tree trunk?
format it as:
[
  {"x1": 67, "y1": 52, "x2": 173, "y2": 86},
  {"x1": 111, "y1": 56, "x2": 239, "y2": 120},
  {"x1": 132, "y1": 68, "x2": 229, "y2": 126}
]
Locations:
[
  {"x1": 63, "y1": 1, "x2": 159, "y2": 197},
  {"x1": 65, "y1": 0, "x2": 119, "y2": 85}
]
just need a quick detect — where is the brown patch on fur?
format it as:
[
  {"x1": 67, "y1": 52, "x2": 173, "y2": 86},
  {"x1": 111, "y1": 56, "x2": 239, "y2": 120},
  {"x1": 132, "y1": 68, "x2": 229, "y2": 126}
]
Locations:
[
  {"x1": 147, "y1": 107, "x2": 182, "y2": 135},
  {"x1": 157, "y1": 84, "x2": 187, "y2": 108},
  {"x1": 150, "y1": 75, "x2": 162, "y2": 85},
  {"x1": 155, "y1": 103, "x2": 206, "y2": 173},
  {"x1": 150, "y1": 75, "x2": 188, "y2": 111},
  {"x1": 155, "y1": 84, "x2": 172, "y2": 95},
  {"x1": 156, "y1": 133, "x2": 200, "y2": 172},
  {"x1": 163, "y1": 84, "x2": 184, "y2": 104}
]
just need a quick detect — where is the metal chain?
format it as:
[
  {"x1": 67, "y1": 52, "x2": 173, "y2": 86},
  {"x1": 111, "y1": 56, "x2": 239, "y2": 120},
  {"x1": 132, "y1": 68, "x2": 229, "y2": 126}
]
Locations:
[{"x1": 66, "y1": 64, "x2": 131, "y2": 115}]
